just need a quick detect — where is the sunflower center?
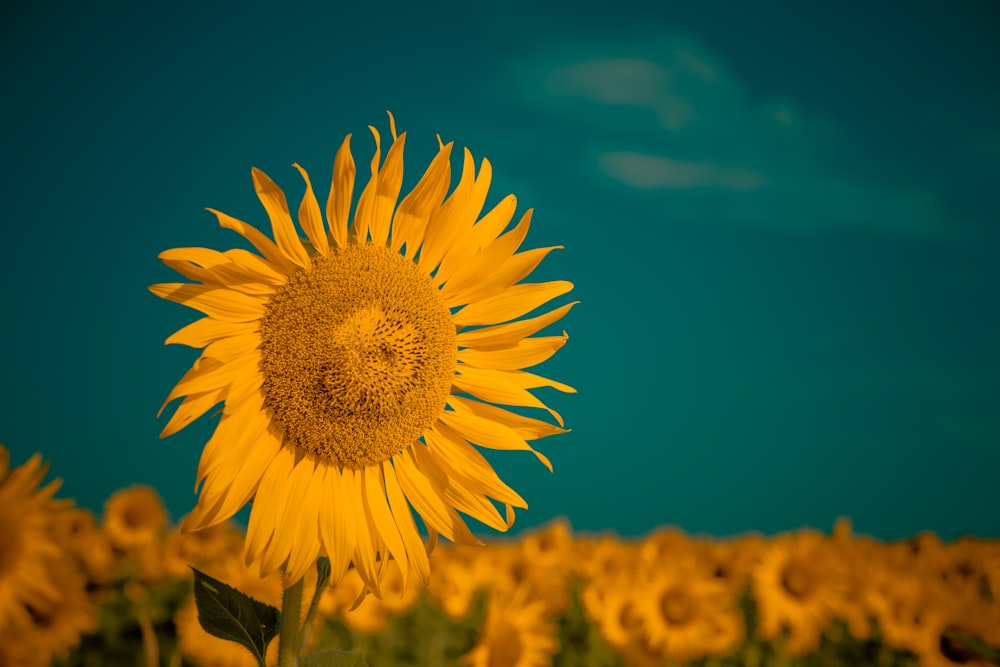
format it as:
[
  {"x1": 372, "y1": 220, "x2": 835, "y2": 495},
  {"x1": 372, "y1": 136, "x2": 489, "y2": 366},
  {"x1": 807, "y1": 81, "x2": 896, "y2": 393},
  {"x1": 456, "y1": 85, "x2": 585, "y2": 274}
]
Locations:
[
  {"x1": 124, "y1": 503, "x2": 153, "y2": 529},
  {"x1": 660, "y1": 588, "x2": 694, "y2": 625},
  {"x1": 259, "y1": 243, "x2": 456, "y2": 469},
  {"x1": 780, "y1": 562, "x2": 814, "y2": 598},
  {"x1": 488, "y1": 618, "x2": 524, "y2": 667}
]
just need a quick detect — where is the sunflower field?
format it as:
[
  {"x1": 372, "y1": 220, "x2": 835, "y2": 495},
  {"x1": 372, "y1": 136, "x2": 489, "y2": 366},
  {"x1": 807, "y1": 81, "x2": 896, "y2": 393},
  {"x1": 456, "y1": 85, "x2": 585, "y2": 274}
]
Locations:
[{"x1": 2, "y1": 447, "x2": 999, "y2": 667}]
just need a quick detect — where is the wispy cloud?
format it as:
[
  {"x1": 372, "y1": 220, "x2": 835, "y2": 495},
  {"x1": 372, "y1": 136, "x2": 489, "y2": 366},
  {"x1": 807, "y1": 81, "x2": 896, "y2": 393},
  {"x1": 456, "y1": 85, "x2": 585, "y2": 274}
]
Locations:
[
  {"x1": 598, "y1": 152, "x2": 765, "y2": 191},
  {"x1": 513, "y1": 36, "x2": 991, "y2": 245}
]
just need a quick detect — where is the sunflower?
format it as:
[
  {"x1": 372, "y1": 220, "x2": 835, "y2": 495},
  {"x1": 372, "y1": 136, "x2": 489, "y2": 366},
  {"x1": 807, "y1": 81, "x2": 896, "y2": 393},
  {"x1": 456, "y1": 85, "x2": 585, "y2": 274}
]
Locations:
[
  {"x1": 0, "y1": 447, "x2": 68, "y2": 630},
  {"x1": 461, "y1": 587, "x2": 559, "y2": 667},
  {"x1": 102, "y1": 485, "x2": 168, "y2": 552},
  {"x1": 632, "y1": 558, "x2": 742, "y2": 663},
  {"x1": 151, "y1": 115, "x2": 575, "y2": 592},
  {"x1": 21, "y1": 565, "x2": 97, "y2": 663},
  {"x1": 751, "y1": 530, "x2": 846, "y2": 656}
]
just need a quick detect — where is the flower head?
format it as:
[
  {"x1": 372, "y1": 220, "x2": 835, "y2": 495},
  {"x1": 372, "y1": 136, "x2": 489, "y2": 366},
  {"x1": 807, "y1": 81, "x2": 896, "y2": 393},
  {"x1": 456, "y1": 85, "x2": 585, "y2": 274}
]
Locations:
[
  {"x1": 0, "y1": 447, "x2": 69, "y2": 630},
  {"x1": 151, "y1": 115, "x2": 574, "y2": 592}
]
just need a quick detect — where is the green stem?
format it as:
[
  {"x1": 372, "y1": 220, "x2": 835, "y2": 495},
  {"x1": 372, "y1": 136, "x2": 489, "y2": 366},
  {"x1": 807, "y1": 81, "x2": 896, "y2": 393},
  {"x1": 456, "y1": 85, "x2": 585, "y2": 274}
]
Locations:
[
  {"x1": 298, "y1": 575, "x2": 329, "y2": 653},
  {"x1": 277, "y1": 577, "x2": 305, "y2": 667}
]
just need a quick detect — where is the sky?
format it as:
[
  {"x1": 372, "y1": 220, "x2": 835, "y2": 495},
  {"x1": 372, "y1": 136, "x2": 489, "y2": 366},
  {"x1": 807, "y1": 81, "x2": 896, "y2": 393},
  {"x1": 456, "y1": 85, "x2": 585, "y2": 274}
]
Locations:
[{"x1": 1, "y1": 0, "x2": 998, "y2": 543}]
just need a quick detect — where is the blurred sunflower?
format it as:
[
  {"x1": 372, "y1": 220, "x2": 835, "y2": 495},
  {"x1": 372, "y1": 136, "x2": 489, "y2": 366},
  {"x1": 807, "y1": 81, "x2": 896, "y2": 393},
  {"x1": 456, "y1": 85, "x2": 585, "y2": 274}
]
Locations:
[
  {"x1": 151, "y1": 114, "x2": 574, "y2": 591},
  {"x1": 21, "y1": 565, "x2": 97, "y2": 664},
  {"x1": 0, "y1": 447, "x2": 69, "y2": 629},
  {"x1": 751, "y1": 530, "x2": 846, "y2": 656},
  {"x1": 103, "y1": 485, "x2": 168, "y2": 551},
  {"x1": 632, "y1": 559, "x2": 742, "y2": 663},
  {"x1": 461, "y1": 587, "x2": 559, "y2": 667}
]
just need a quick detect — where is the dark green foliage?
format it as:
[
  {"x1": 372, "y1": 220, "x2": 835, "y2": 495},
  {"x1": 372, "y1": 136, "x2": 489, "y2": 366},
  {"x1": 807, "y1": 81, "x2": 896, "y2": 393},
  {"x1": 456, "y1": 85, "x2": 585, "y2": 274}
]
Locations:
[{"x1": 190, "y1": 567, "x2": 280, "y2": 667}]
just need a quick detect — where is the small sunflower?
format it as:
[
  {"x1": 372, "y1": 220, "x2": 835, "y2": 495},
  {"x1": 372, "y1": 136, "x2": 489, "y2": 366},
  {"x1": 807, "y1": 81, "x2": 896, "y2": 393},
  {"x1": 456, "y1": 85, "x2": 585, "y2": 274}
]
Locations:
[
  {"x1": 632, "y1": 559, "x2": 740, "y2": 663},
  {"x1": 21, "y1": 565, "x2": 97, "y2": 663},
  {"x1": 0, "y1": 447, "x2": 68, "y2": 630},
  {"x1": 751, "y1": 530, "x2": 846, "y2": 656},
  {"x1": 102, "y1": 485, "x2": 168, "y2": 552},
  {"x1": 151, "y1": 115, "x2": 575, "y2": 591},
  {"x1": 461, "y1": 587, "x2": 559, "y2": 667}
]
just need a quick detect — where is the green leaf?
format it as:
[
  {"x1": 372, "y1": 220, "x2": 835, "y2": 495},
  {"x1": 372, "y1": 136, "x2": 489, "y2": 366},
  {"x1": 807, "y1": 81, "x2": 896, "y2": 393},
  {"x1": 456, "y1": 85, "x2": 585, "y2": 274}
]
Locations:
[
  {"x1": 301, "y1": 647, "x2": 369, "y2": 667},
  {"x1": 191, "y1": 567, "x2": 280, "y2": 667}
]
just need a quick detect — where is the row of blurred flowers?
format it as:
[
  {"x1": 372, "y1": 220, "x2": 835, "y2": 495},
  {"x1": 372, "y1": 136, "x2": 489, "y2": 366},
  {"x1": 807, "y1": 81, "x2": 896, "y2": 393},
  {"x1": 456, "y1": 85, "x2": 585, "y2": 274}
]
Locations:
[{"x1": 2, "y1": 445, "x2": 999, "y2": 667}]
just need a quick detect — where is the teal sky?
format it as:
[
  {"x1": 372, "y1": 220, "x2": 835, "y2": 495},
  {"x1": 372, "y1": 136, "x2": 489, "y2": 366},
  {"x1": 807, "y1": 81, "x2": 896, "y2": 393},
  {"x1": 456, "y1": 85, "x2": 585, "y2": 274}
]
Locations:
[{"x1": 2, "y1": 1, "x2": 997, "y2": 542}]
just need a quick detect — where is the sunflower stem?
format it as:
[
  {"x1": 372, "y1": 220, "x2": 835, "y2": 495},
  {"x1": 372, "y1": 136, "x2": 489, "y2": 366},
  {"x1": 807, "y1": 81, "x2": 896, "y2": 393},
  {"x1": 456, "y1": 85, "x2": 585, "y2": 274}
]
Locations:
[
  {"x1": 299, "y1": 558, "x2": 332, "y2": 653},
  {"x1": 137, "y1": 607, "x2": 159, "y2": 667},
  {"x1": 278, "y1": 577, "x2": 305, "y2": 667}
]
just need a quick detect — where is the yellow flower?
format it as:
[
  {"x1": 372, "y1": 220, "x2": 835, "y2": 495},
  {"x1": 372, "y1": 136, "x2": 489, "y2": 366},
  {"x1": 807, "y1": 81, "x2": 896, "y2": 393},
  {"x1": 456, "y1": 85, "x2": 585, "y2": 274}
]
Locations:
[
  {"x1": 751, "y1": 530, "x2": 846, "y2": 656},
  {"x1": 20, "y1": 565, "x2": 97, "y2": 663},
  {"x1": 102, "y1": 485, "x2": 168, "y2": 551},
  {"x1": 461, "y1": 587, "x2": 559, "y2": 667},
  {"x1": 161, "y1": 518, "x2": 244, "y2": 579},
  {"x1": 0, "y1": 447, "x2": 68, "y2": 630},
  {"x1": 151, "y1": 115, "x2": 575, "y2": 592},
  {"x1": 632, "y1": 558, "x2": 742, "y2": 663}
]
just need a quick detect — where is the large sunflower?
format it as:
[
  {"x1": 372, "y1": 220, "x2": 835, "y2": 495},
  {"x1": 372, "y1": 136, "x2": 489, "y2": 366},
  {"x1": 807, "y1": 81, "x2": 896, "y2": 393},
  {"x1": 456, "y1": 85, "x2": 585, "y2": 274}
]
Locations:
[{"x1": 151, "y1": 115, "x2": 575, "y2": 593}]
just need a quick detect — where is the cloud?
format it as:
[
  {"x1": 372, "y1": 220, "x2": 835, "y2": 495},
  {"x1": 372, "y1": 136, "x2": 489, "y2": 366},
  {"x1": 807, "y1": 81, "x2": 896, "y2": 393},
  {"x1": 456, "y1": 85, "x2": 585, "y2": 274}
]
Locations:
[
  {"x1": 543, "y1": 51, "x2": 722, "y2": 131},
  {"x1": 598, "y1": 152, "x2": 765, "y2": 191},
  {"x1": 514, "y1": 36, "x2": 989, "y2": 245}
]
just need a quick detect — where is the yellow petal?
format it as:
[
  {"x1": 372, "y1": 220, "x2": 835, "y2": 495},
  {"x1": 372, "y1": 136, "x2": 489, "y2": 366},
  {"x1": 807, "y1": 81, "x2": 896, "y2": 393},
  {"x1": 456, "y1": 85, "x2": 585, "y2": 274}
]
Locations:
[
  {"x1": 440, "y1": 209, "x2": 532, "y2": 303},
  {"x1": 362, "y1": 467, "x2": 409, "y2": 589},
  {"x1": 223, "y1": 248, "x2": 287, "y2": 285},
  {"x1": 159, "y1": 353, "x2": 258, "y2": 415},
  {"x1": 369, "y1": 132, "x2": 406, "y2": 247},
  {"x1": 391, "y1": 142, "x2": 453, "y2": 259},
  {"x1": 457, "y1": 334, "x2": 567, "y2": 371},
  {"x1": 456, "y1": 302, "x2": 577, "y2": 349},
  {"x1": 284, "y1": 457, "x2": 324, "y2": 587},
  {"x1": 393, "y1": 448, "x2": 480, "y2": 545},
  {"x1": 159, "y1": 387, "x2": 225, "y2": 438},
  {"x1": 251, "y1": 167, "x2": 311, "y2": 270},
  {"x1": 451, "y1": 364, "x2": 564, "y2": 425},
  {"x1": 207, "y1": 207, "x2": 297, "y2": 275},
  {"x1": 411, "y1": 444, "x2": 507, "y2": 532},
  {"x1": 505, "y1": 369, "x2": 576, "y2": 394},
  {"x1": 442, "y1": 401, "x2": 553, "y2": 471},
  {"x1": 318, "y1": 466, "x2": 353, "y2": 586},
  {"x1": 326, "y1": 134, "x2": 355, "y2": 249},
  {"x1": 204, "y1": 422, "x2": 280, "y2": 529},
  {"x1": 435, "y1": 156, "x2": 493, "y2": 282},
  {"x1": 352, "y1": 126, "x2": 382, "y2": 244},
  {"x1": 418, "y1": 149, "x2": 478, "y2": 276},
  {"x1": 342, "y1": 469, "x2": 380, "y2": 596},
  {"x1": 424, "y1": 423, "x2": 526, "y2": 508},
  {"x1": 451, "y1": 281, "x2": 574, "y2": 327},
  {"x1": 202, "y1": 332, "x2": 261, "y2": 363},
  {"x1": 149, "y1": 283, "x2": 267, "y2": 323},
  {"x1": 165, "y1": 318, "x2": 258, "y2": 348},
  {"x1": 158, "y1": 248, "x2": 277, "y2": 296},
  {"x1": 382, "y1": 459, "x2": 431, "y2": 585},
  {"x1": 193, "y1": 389, "x2": 268, "y2": 488},
  {"x1": 291, "y1": 163, "x2": 329, "y2": 256},
  {"x1": 468, "y1": 194, "x2": 517, "y2": 251},
  {"x1": 445, "y1": 245, "x2": 562, "y2": 308},
  {"x1": 244, "y1": 445, "x2": 295, "y2": 570},
  {"x1": 186, "y1": 409, "x2": 271, "y2": 527},
  {"x1": 447, "y1": 395, "x2": 568, "y2": 441}
]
